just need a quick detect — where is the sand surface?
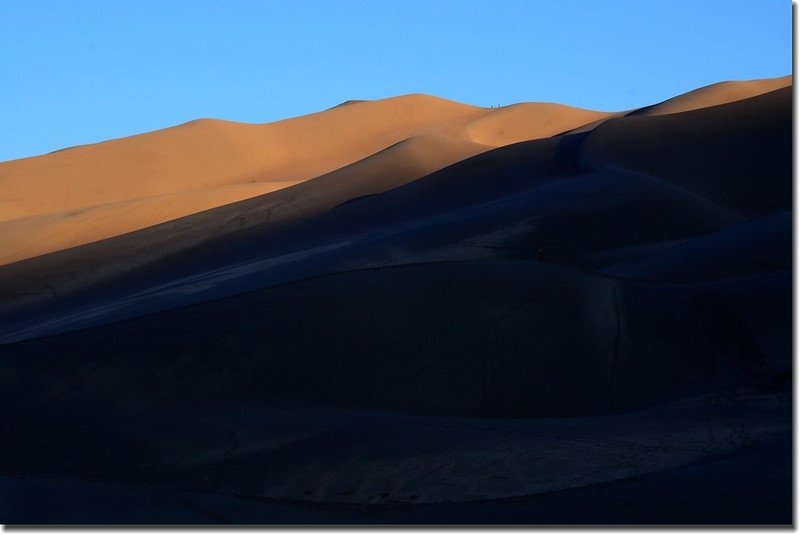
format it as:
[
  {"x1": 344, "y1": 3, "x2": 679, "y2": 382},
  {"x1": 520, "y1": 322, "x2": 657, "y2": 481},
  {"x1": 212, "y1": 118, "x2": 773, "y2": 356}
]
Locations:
[
  {"x1": 0, "y1": 96, "x2": 606, "y2": 265},
  {"x1": 0, "y1": 76, "x2": 791, "y2": 524}
]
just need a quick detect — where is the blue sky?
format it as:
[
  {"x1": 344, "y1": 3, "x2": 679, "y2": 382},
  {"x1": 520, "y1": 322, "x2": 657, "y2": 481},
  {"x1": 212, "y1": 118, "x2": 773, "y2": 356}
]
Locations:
[{"x1": 0, "y1": 0, "x2": 791, "y2": 162}]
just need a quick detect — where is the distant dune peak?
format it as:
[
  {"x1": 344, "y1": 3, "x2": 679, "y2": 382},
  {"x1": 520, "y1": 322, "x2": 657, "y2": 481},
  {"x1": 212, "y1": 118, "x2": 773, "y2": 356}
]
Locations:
[{"x1": 629, "y1": 74, "x2": 792, "y2": 117}]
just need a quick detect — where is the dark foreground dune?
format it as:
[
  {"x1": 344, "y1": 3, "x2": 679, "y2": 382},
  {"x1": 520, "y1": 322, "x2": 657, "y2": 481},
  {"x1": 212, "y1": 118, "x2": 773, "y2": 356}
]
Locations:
[{"x1": 0, "y1": 77, "x2": 792, "y2": 524}]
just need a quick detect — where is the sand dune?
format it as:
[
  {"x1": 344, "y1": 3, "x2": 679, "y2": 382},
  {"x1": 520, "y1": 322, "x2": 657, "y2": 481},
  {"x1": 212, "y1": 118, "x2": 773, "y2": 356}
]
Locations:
[
  {"x1": 0, "y1": 134, "x2": 489, "y2": 266},
  {"x1": 559, "y1": 74, "x2": 790, "y2": 135},
  {"x1": 0, "y1": 77, "x2": 785, "y2": 309},
  {"x1": 0, "y1": 182, "x2": 294, "y2": 266},
  {"x1": 632, "y1": 74, "x2": 792, "y2": 116},
  {"x1": 0, "y1": 75, "x2": 791, "y2": 524},
  {"x1": 463, "y1": 102, "x2": 607, "y2": 145},
  {"x1": 2, "y1": 95, "x2": 486, "y2": 223},
  {"x1": 0, "y1": 77, "x2": 783, "y2": 266},
  {"x1": 0, "y1": 96, "x2": 609, "y2": 264},
  {"x1": 583, "y1": 86, "x2": 792, "y2": 216}
]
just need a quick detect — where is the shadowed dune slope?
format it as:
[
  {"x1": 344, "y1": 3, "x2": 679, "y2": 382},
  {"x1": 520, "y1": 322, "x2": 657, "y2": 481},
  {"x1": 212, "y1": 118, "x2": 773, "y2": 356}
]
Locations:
[
  {"x1": 581, "y1": 86, "x2": 792, "y2": 216},
  {"x1": 603, "y1": 212, "x2": 791, "y2": 282}
]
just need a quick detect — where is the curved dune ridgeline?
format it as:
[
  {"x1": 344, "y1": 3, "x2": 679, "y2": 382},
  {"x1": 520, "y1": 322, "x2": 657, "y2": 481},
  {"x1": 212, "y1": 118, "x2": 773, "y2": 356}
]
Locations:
[{"x1": 0, "y1": 95, "x2": 608, "y2": 265}]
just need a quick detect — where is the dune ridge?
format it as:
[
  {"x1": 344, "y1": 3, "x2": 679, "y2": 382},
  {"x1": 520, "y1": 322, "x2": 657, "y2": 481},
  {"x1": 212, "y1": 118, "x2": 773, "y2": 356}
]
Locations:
[
  {"x1": 0, "y1": 95, "x2": 611, "y2": 264},
  {"x1": 0, "y1": 76, "x2": 787, "y2": 266},
  {"x1": 0, "y1": 75, "x2": 790, "y2": 310},
  {"x1": 631, "y1": 74, "x2": 792, "y2": 117}
]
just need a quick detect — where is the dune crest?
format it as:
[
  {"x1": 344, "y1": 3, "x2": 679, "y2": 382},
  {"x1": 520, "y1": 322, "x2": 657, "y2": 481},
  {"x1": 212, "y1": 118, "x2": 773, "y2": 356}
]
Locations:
[
  {"x1": 0, "y1": 76, "x2": 789, "y2": 267},
  {"x1": 0, "y1": 94, "x2": 612, "y2": 265},
  {"x1": 632, "y1": 75, "x2": 792, "y2": 116},
  {"x1": 464, "y1": 102, "x2": 608, "y2": 145}
]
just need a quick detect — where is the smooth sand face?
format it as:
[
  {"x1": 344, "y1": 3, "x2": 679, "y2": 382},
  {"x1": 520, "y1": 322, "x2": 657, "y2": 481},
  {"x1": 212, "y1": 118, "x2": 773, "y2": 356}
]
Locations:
[{"x1": 0, "y1": 76, "x2": 788, "y2": 267}]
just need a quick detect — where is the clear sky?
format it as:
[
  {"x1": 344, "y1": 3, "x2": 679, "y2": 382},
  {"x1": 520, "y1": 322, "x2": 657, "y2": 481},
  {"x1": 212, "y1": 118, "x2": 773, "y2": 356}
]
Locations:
[{"x1": 0, "y1": 0, "x2": 791, "y2": 162}]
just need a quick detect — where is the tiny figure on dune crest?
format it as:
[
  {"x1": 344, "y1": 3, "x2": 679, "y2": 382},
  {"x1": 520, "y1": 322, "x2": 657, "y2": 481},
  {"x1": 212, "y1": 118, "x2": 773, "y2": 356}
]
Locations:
[{"x1": 537, "y1": 248, "x2": 544, "y2": 261}]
